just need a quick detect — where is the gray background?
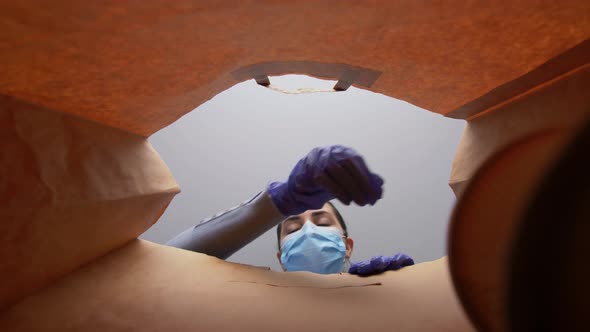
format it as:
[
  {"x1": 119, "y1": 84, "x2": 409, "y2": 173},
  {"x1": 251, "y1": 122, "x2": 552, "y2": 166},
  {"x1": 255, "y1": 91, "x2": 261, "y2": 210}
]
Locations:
[{"x1": 140, "y1": 75, "x2": 465, "y2": 271}]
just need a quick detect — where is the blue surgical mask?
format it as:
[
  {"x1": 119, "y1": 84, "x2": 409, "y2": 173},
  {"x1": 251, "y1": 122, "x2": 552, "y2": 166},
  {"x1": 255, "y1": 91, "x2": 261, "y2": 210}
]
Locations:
[{"x1": 280, "y1": 221, "x2": 347, "y2": 274}]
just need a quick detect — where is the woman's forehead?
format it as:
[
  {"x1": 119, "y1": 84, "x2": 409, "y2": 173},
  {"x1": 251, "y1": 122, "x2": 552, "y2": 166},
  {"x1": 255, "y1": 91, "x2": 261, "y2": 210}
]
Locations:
[
  {"x1": 285, "y1": 204, "x2": 334, "y2": 222},
  {"x1": 280, "y1": 205, "x2": 343, "y2": 235}
]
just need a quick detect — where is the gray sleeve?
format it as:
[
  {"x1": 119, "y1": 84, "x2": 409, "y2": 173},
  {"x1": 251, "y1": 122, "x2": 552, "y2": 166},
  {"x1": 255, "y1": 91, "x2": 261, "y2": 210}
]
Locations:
[{"x1": 165, "y1": 190, "x2": 286, "y2": 260}]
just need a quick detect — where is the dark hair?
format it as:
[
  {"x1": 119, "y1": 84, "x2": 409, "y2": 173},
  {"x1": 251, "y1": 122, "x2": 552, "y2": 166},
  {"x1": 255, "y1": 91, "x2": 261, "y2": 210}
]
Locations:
[{"x1": 276, "y1": 201, "x2": 348, "y2": 249}]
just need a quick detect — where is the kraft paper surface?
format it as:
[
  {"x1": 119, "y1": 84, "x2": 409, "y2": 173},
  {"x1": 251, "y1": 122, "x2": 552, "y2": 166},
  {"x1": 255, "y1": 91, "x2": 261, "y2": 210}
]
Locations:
[
  {"x1": 449, "y1": 65, "x2": 590, "y2": 197},
  {"x1": 0, "y1": 240, "x2": 474, "y2": 332},
  {"x1": 1, "y1": 1, "x2": 588, "y2": 135},
  {"x1": 0, "y1": 97, "x2": 180, "y2": 309},
  {"x1": 449, "y1": 130, "x2": 573, "y2": 331}
]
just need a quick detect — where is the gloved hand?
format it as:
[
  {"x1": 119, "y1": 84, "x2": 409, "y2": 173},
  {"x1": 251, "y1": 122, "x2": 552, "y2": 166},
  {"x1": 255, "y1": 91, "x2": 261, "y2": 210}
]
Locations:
[
  {"x1": 268, "y1": 145, "x2": 384, "y2": 216},
  {"x1": 348, "y1": 253, "x2": 414, "y2": 276}
]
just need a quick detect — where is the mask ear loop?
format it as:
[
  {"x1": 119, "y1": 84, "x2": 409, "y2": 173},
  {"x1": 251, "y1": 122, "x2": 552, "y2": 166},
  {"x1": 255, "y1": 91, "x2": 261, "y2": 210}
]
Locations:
[
  {"x1": 342, "y1": 258, "x2": 352, "y2": 273},
  {"x1": 341, "y1": 235, "x2": 351, "y2": 273}
]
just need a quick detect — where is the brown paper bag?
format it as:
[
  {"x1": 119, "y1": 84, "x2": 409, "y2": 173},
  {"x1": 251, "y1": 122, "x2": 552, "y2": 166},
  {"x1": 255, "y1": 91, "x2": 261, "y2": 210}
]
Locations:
[
  {"x1": 0, "y1": 97, "x2": 179, "y2": 309},
  {"x1": 0, "y1": 240, "x2": 474, "y2": 332}
]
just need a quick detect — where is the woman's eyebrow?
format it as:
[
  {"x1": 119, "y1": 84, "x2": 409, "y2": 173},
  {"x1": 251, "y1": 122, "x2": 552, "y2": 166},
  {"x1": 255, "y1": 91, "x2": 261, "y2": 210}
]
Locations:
[
  {"x1": 284, "y1": 215, "x2": 302, "y2": 222},
  {"x1": 311, "y1": 211, "x2": 329, "y2": 217}
]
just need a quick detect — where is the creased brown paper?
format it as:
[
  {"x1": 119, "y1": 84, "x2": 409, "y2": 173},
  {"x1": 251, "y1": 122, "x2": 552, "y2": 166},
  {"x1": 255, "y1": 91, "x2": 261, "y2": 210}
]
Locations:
[{"x1": 0, "y1": 96, "x2": 180, "y2": 310}]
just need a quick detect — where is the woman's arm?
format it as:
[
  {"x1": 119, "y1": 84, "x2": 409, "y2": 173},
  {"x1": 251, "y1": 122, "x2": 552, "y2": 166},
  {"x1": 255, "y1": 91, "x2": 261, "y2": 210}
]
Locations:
[{"x1": 166, "y1": 190, "x2": 284, "y2": 260}]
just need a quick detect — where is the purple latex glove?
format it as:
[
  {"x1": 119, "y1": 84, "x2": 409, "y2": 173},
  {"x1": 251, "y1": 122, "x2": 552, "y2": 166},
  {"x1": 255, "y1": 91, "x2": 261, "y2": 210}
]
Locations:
[
  {"x1": 348, "y1": 253, "x2": 414, "y2": 276},
  {"x1": 268, "y1": 145, "x2": 384, "y2": 216}
]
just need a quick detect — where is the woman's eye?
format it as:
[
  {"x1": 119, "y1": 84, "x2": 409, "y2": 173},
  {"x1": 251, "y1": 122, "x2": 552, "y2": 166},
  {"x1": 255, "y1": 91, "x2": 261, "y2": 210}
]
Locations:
[
  {"x1": 315, "y1": 217, "x2": 332, "y2": 227},
  {"x1": 287, "y1": 227, "x2": 300, "y2": 234}
]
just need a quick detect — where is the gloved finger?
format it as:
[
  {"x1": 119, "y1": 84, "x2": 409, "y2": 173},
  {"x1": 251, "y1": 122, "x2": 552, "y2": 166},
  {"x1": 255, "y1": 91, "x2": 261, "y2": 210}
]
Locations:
[
  {"x1": 386, "y1": 253, "x2": 415, "y2": 270},
  {"x1": 399, "y1": 257, "x2": 415, "y2": 268},
  {"x1": 314, "y1": 172, "x2": 352, "y2": 205},
  {"x1": 371, "y1": 173, "x2": 384, "y2": 187},
  {"x1": 354, "y1": 260, "x2": 375, "y2": 277},
  {"x1": 370, "y1": 256, "x2": 389, "y2": 273},
  {"x1": 328, "y1": 145, "x2": 357, "y2": 162},
  {"x1": 340, "y1": 156, "x2": 378, "y2": 205},
  {"x1": 368, "y1": 173, "x2": 384, "y2": 205},
  {"x1": 339, "y1": 153, "x2": 383, "y2": 205},
  {"x1": 325, "y1": 162, "x2": 366, "y2": 206},
  {"x1": 357, "y1": 161, "x2": 384, "y2": 205},
  {"x1": 304, "y1": 147, "x2": 324, "y2": 166},
  {"x1": 381, "y1": 255, "x2": 398, "y2": 270}
]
